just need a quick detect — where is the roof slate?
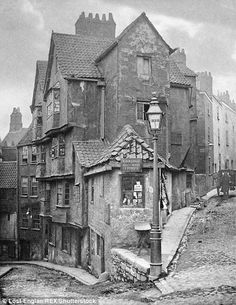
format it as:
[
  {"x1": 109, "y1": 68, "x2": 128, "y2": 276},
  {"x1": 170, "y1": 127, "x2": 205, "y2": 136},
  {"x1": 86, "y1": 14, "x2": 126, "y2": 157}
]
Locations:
[
  {"x1": 170, "y1": 60, "x2": 191, "y2": 86},
  {"x1": 53, "y1": 33, "x2": 113, "y2": 79},
  {"x1": 37, "y1": 61, "x2": 48, "y2": 89},
  {"x1": 74, "y1": 125, "x2": 176, "y2": 170},
  {"x1": 176, "y1": 63, "x2": 197, "y2": 77},
  {"x1": 17, "y1": 124, "x2": 33, "y2": 146},
  {"x1": 73, "y1": 140, "x2": 107, "y2": 167},
  {"x1": 0, "y1": 162, "x2": 17, "y2": 188}
]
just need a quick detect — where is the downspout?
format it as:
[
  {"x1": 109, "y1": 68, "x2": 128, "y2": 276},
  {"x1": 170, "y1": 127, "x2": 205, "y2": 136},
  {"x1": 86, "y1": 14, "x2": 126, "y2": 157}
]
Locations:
[
  {"x1": 16, "y1": 147, "x2": 20, "y2": 260},
  {"x1": 100, "y1": 86, "x2": 105, "y2": 140}
]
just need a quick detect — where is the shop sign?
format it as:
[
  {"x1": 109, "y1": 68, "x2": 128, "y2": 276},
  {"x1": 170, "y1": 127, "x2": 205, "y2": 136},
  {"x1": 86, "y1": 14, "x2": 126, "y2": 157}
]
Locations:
[{"x1": 121, "y1": 158, "x2": 142, "y2": 173}]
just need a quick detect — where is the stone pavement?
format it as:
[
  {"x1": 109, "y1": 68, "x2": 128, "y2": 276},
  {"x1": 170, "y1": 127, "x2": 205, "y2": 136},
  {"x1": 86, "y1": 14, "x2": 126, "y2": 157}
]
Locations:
[{"x1": 0, "y1": 261, "x2": 97, "y2": 285}]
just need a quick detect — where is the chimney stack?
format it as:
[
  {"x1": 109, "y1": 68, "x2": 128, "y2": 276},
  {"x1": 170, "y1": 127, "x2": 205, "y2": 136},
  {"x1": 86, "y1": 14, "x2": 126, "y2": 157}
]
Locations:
[
  {"x1": 75, "y1": 12, "x2": 116, "y2": 39},
  {"x1": 9, "y1": 107, "x2": 23, "y2": 132}
]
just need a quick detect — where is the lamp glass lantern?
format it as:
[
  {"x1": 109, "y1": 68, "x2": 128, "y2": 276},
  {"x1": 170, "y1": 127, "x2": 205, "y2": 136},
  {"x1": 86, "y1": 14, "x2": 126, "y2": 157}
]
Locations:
[{"x1": 146, "y1": 98, "x2": 163, "y2": 134}]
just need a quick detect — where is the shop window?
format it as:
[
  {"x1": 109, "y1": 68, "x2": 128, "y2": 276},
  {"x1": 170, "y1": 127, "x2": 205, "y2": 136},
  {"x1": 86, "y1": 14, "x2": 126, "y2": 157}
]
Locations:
[
  {"x1": 121, "y1": 174, "x2": 144, "y2": 208},
  {"x1": 137, "y1": 102, "x2": 149, "y2": 121},
  {"x1": 62, "y1": 227, "x2": 71, "y2": 254},
  {"x1": 31, "y1": 146, "x2": 37, "y2": 163},
  {"x1": 22, "y1": 146, "x2": 28, "y2": 164},
  {"x1": 21, "y1": 177, "x2": 28, "y2": 196},
  {"x1": 137, "y1": 55, "x2": 151, "y2": 79},
  {"x1": 30, "y1": 177, "x2": 38, "y2": 196}
]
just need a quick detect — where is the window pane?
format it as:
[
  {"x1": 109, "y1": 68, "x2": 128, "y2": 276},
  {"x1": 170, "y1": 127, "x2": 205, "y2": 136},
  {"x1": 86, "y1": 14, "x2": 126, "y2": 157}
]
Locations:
[{"x1": 121, "y1": 175, "x2": 144, "y2": 207}]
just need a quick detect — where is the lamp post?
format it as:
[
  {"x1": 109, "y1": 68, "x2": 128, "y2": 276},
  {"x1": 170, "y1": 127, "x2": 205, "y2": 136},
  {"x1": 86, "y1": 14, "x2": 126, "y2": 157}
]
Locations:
[{"x1": 146, "y1": 92, "x2": 164, "y2": 279}]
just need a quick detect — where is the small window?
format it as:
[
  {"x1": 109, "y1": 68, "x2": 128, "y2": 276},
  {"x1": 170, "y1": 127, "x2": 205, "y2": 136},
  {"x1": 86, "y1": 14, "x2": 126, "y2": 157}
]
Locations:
[
  {"x1": 121, "y1": 175, "x2": 144, "y2": 208},
  {"x1": 226, "y1": 130, "x2": 229, "y2": 146},
  {"x1": 137, "y1": 102, "x2": 149, "y2": 121},
  {"x1": 137, "y1": 56, "x2": 151, "y2": 79},
  {"x1": 53, "y1": 90, "x2": 60, "y2": 112},
  {"x1": 62, "y1": 227, "x2": 71, "y2": 254},
  {"x1": 22, "y1": 146, "x2": 28, "y2": 164},
  {"x1": 58, "y1": 135, "x2": 65, "y2": 156},
  {"x1": 171, "y1": 132, "x2": 182, "y2": 146},
  {"x1": 31, "y1": 146, "x2": 37, "y2": 163},
  {"x1": 32, "y1": 212, "x2": 40, "y2": 229},
  {"x1": 186, "y1": 174, "x2": 192, "y2": 188},
  {"x1": 91, "y1": 178, "x2": 94, "y2": 203},
  {"x1": 64, "y1": 182, "x2": 70, "y2": 205},
  {"x1": 30, "y1": 177, "x2": 38, "y2": 196},
  {"x1": 57, "y1": 183, "x2": 63, "y2": 205},
  {"x1": 21, "y1": 177, "x2": 28, "y2": 195}
]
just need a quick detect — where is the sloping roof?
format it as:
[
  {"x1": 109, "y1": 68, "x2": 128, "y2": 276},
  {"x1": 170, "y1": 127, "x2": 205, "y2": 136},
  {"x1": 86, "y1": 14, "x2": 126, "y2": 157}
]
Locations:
[
  {"x1": 37, "y1": 61, "x2": 48, "y2": 89},
  {"x1": 17, "y1": 124, "x2": 33, "y2": 146},
  {"x1": 52, "y1": 33, "x2": 113, "y2": 79},
  {"x1": 73, "y1": 140, "x2": 107, "y2": 167},
  {"x1": 2, "y1": 128, "x2": 28, "y2": 147},
  {"x1": 170, "y1": 60, "x2": 191, "y2": 86},
  {"x1": 176, "y1": 63, "x2": 197, "y2": 77},
  {"x1": 0, "y1": 161, "x2": 17, "y2": 188},
  {"x1": 74, "y1": 125, "x2": 177, "y2": 170},
  {"x1": 96, "y1": 12, "x2": 174, "y2": 63}
]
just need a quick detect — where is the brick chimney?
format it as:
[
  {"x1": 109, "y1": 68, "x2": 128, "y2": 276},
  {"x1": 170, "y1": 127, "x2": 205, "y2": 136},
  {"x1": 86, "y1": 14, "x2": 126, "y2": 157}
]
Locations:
[
  {"x1": 75, "y1": 12, "x2": 116, "y2": 39},
  {"x1": 196, "y1": 71, "x2": 213, "y2": 96},
  {"x1": 171, "y1": 48, "x2": 186, "y2": 66},
  {"x1": 9, "y1": 107, "x2": 23, "y2": 132}
]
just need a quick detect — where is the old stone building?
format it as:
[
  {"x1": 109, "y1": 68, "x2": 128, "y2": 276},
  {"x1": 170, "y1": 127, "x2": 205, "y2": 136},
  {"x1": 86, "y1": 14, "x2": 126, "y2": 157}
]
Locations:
[{"x1": 2, "y1": 108, "x2": 28, "y2": 147}]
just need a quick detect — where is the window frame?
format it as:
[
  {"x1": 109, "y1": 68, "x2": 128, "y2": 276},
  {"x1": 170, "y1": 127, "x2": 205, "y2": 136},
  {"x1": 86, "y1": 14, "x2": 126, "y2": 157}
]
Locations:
[
  {"x1": 22, "y1": 146, "x2": 28, "y2": 164},
  {"x1": 62, "y1": 227, "x2": 71, "y2": 254},
  {"x1": 30, "y1": 176, "x2": 38, "y2": 197},
  {"x1": 137, "y1": 55, "x2": 151, "y2": 79},
  {"x1": 121, "y1": 174, "x2": 145, "y2": 208},
  {"x1": 21, "y1": 177, "x2": 28, "y2": 196},
  {"x1": 31, "y1": 146, "x2": 37, "y2": 163},
  {"x1": 136, "y1": 101, "x2": 150, "y2": 122}
]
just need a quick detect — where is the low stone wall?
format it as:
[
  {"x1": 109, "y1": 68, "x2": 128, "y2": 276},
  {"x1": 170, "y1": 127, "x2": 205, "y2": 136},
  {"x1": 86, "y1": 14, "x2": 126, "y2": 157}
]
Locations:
[{"x1": 111, "y1": 248, "x2": 150, "y2": 282}]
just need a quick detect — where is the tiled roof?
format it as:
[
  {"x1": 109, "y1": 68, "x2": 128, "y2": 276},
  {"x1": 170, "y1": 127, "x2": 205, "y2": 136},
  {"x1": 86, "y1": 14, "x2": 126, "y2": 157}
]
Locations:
[
  {"x1": 170, "y1": 60, "x2": 191, "y2": 86},
  {"x1": 176, "y1": 63, "x2": 197, "y2": 77},
  {"x1": 0, "y1": 161, "x2": 17, "y2": 188},
  {"x1": 2, "y1": 128, "x2": 28, "y2": 147},
  {"x1": 17, "y1": 124, "x2": 33, "y2": 146},
  {"x1": 73, "y1": 140, "x2": 107, "y2": 167},
  {"x1": 53, "y1": 33, "x2": 113, "y2": 79},
  {"x1": 74, "y1": 125, "x2": 176, "y2": 170},
  {"x1": 37, "y1": 61, "x2": 48, "y2": 89}
]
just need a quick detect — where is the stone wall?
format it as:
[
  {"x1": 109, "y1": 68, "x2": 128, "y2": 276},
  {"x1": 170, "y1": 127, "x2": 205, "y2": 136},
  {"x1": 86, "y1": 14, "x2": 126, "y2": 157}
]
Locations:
[{"x1": 111, "y1": 248, "x2": 149, "y2": 282}]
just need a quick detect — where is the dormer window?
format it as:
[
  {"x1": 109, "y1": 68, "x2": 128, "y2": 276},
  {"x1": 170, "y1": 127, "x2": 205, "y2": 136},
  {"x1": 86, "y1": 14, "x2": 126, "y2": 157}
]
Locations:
[{"x1": 137, "y1": 55, "x2": 151, "y2": 80}]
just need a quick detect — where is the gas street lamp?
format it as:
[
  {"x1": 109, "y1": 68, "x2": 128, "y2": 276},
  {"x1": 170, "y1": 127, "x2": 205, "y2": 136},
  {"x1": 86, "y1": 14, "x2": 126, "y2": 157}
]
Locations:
[{"x1": 146, "y1": 92, "x2": 164, "y2": 279}]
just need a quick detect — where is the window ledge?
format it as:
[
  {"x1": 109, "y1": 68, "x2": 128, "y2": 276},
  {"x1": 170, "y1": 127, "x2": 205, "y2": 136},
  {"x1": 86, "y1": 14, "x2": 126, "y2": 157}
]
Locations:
[
  {"x1": 32, "y1": 228, "x2": 40, "y2": 231},
  {"x1": 21, "y1": 195, "x2": 28, "y2": 198},
  {"x1": 20, "y1": 227, "x2": 29, "y2": 230},
  {"x1": 30, "y1": 196, "x2": 38, "y2": 199},
  {"x1": 56, "y1": 205, "x2": 70, "y2": 209}
]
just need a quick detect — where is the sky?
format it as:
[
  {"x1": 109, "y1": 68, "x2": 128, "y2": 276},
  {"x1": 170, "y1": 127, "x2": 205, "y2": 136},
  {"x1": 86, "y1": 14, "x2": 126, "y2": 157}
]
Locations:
[{"x1": 1, "y1": 0, "x2": 236, "y2": 139}]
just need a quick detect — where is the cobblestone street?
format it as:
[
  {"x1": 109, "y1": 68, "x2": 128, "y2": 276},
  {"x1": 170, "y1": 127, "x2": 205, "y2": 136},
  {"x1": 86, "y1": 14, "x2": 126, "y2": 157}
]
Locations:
[{"x1": 1, "y1": 193, "x2": 236, "y2": 305}]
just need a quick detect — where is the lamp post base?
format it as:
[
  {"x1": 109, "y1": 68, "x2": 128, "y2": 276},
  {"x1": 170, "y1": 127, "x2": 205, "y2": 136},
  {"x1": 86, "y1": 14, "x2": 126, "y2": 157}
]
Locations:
[{"x1": 149, "y1": 224, "x2": 162, "y2": 279}]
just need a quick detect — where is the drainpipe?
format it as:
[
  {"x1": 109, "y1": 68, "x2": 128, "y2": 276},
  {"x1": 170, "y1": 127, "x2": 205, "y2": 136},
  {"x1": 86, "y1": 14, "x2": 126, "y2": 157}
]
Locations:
[
  {"x1": 97, "y1": 80, "x2": 105, "y2": 140},
  {"x1": 16, "y1": 146, "x2": 20, "y2": 260}
]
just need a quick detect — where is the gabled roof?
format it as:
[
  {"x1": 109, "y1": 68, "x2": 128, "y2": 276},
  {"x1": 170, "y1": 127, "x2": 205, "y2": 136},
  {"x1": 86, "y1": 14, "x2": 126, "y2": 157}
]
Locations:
[
  {"x1": 170, "y1": 60, "x2": 191, "y2": 87},
  {"x1": 31, "y1": 61, "x2": 47, "y2": 111},
  {"x1": 96, "y1": 12, "x2": 174, "y2": 63},
  {"x1": 0, "y1": 161, "x2": 17, "y2": 188},
  {"x1": 53, "y1": 33, "x2": 112, "y2": 79},
  {"x1": 17, "y1": 124, "x2": 33, "y2": 146},
  {"x1": 176, "y1": 63, "x2": 197, "y2": 77},
  {"x1": 73, "y1": 140, "x2": 107, "y2": 167},
  {"x1": 74, "y1": 125, "x2": 176, "y2": 170},
  {"x1": 2, "y1": 128, "x2": 28, "y2": 147}
]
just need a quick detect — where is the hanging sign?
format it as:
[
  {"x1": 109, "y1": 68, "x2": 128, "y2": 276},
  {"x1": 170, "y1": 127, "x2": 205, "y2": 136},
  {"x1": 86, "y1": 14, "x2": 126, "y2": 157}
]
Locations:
[{"x1": 121, "y1": 158, "x2": 142, "y2": 173}]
